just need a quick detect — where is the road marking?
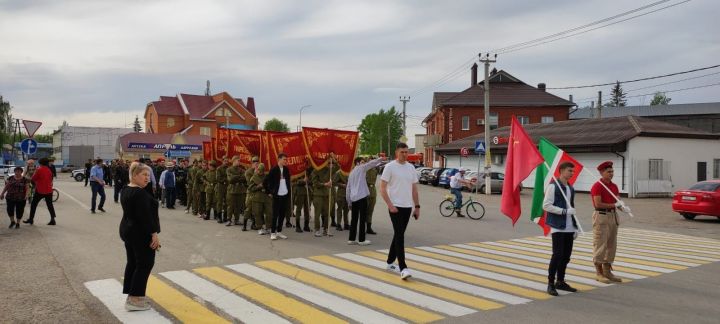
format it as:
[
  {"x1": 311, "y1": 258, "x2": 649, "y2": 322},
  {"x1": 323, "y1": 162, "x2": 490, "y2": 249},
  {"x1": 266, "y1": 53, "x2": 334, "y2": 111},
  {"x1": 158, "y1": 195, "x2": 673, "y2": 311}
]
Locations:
[
  {"x1": 456, "y1": 244, "x2": 646, "y2": 280},
  {"x1": 227, "y1": 263, "x2": 406, "y2": 324},
  {"x1": 351, "y1": 251, "x2": 535, "y2": 304},
  {"x1": 488, "y1": 241, "x2": 685, "y2": 272},
  {"x1": 256, "y1": 260, "x2": 444, "y2": 323},
  {"x1": 505, "y1": 239, "x2": 700, "y2": 267},
  {"x1": 146, "y1": 275, "x2": 230, "y2": 324},
  {"x1": 619, "y1": 229, "x2": 720, "y2": 244},
  {"x1": 312, "y1": 254, "x2": 504, "y2": 311},
  {"x1": 285, "y1": 258, "x2": 478, "y2": 315},
  {"x1": 573, "y1": 237, "x2": 720, "y2": 258},
  {"x1": 160, "y1": 270, "x2": 291, "y2": 324},
  {"x1": 55, "y1": 187, "x2": 90, "y2": 210},
  {"x1": 417, "y1": 246, "x2": 608, "y2": 287},
  {"x1": 194, "y1": 267, "x2": 346, "y2": 324},
  {"x1": 84, "y1": 279, "x2": 171, "y2": 324},
  {"x1": 614, "y1": 235, "x2": 720, "y2": 254}
]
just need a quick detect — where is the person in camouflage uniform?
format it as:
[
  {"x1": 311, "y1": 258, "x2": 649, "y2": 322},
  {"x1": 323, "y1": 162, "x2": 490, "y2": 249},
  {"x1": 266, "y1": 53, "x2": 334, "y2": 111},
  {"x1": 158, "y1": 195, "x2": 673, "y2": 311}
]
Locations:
[
  {"x1": 204, "y1": 160, "x2": 218, "y2": 221},
  {"x1": 244, "y1": 156, "x2": 259, "y2": 230},
  {"x1": 194, "y1": 160, "x2": 208, "y2": 217},
  {"x1": 365, "y1": 156, "x2": 379, "y2": 235},
  {"x1": 292, "y1": 160, "x2": 312, "y2": 233},
  {"x1": 215, "y1": 157, "x2": 229, "y2": 223},
  {"x1": 334, "y1": 169, "x2": 349, "y2": 231},
  {"x1": 249, "y1": 163, "x2": 272, "y2": 235},
  {"x1": 311, "y1": 156, "x2": 335, "y2": 237},
  {"x1": 226, "y1": 156, "x2": 246, "y2": 227},
  {"x1": 185, "y1": 160, "x2": 197, "y2": 214}
]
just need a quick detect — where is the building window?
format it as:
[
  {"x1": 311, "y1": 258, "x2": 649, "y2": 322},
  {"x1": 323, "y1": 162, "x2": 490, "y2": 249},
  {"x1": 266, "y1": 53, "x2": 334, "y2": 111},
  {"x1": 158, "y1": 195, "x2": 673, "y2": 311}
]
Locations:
[
  {"x1": 489, "y1": 112, "x2": 499, "y2": 130},
  {"x1": 461, "y1": 116, "x2": 470, "y2": 130},
  {"x1": 541, "y1": 116, "x2": 554, "y2": 124},
  {"x1": 517, "y1": 116, "x2": 530, "y2": 125},
  {"x1": 166, "y1": 117, "x2": 175, "y2": 128},
  {"x1": 492, "y1": 154, "x2": 504, "y2": 165},
  {"x1": 714, "y1": 159, "x2": 720, "y2": 179},
  {"x1": 215, "y1": 107, "x2": 231, "y2": 117},
  {"x1": 200, "y1": 127, "x2": 211, "y2": 136},
  {"x1": 649, "y1": 159, "x2": 663, "y2": 180}
]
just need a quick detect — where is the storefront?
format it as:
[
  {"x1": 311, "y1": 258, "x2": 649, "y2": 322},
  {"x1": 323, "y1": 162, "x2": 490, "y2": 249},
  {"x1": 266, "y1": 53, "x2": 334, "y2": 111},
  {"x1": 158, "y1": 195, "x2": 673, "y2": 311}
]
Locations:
[{"x1": 117, "y1": 133, "x2": 211, "y2": 162}]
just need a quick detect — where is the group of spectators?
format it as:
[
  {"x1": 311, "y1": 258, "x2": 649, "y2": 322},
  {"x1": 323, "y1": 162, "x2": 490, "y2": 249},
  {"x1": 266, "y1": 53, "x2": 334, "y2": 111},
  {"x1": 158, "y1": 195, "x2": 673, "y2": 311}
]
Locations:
[{"x1": 0, "y1": 157, "x2": 57, "y2": 227}]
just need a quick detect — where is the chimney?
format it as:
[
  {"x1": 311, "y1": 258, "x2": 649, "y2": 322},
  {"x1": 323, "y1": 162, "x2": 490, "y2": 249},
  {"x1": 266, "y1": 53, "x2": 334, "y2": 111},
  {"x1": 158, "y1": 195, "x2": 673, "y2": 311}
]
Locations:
[
  {"x1": 537, "y1": 83, "x2": 546, "y2": 92},
  {"x1": 471, "y1": 63, "x2": 478, "y2": 87},
  {"x1": 569, "y1": 94, "x2": 573, "y2": 103},
  {"x1": 247, "y1": 97, "x2": 256, "y2": 116}
]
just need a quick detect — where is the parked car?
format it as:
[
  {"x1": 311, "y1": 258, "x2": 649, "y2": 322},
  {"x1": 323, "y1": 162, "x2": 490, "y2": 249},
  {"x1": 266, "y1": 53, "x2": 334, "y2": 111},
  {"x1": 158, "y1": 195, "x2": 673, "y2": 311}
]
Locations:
[
  {"x1": 415, "y1": 167, "x2": 432, "y2": 181},
  {"x1": 0, "y1": 164, "x2": 17, "y2": 178},
  {"x1": 438, "y1": 168, "x2": 459, "y2": 188},
  {"x1": 71, "y1": 168, "x2": 86, "y2": 182},
  {"x1": 418, "y1": 168, "x2": 434, "y2": 184},
  {"x1": 672, "y1": 180, "x2": 720, "y2": 220},
  {"x1": 60, "y1": 164, "x2": 77, "y2": 173},
  {"x1": 426, "y1": 168, "x2": 446, "y2": 186},
  {"x1": 464, "y1": 171, "x2": 506, "y2": 193}
]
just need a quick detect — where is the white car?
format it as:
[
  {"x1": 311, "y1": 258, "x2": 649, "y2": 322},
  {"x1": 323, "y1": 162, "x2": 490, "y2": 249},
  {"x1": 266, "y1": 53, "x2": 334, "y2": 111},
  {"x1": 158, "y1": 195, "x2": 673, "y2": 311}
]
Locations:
[
  {"x1": 0, "y1": 164, "x2": 18, "y2": 178},
  {"x1": 71, "y1": 168, "x2": 86, "y2": 182}
]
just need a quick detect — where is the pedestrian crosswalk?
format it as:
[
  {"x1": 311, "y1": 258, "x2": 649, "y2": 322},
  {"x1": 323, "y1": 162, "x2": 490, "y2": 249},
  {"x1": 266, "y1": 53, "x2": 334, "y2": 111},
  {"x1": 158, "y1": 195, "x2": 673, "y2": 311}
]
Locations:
[{"x1": 85, "y1": 228, "x2": 720, "y2": 323}]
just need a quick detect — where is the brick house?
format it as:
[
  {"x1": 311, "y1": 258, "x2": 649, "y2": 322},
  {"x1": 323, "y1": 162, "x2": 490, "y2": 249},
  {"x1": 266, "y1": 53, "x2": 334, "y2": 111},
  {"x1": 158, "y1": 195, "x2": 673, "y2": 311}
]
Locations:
[
  {"x1": 423, "y1": 66, "x2": 574, "y2": 167},
  {"x1": 144, "y1": 92, "x2": 259, "y2": 136}
]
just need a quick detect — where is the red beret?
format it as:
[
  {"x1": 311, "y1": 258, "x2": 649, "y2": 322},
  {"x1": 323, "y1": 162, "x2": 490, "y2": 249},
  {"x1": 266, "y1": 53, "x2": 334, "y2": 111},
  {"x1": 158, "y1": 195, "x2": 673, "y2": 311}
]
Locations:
[{"x1": 597, "y1": 161, "x2": 613, "y2": 172}]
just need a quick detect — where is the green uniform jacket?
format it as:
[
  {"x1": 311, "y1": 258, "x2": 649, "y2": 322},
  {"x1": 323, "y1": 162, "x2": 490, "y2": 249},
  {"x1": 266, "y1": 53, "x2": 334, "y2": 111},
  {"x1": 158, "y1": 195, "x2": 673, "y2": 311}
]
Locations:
[
  {"x1": 311, "y1": 165, "x2": 332, "y2": 197},
  {"x1": 248, "y1": 172, "x2": 269, "y2": 203},
  {"x1": 187, "y1": 166, "x2": 195, "y2": 190},
  {"x1": 334, "y1": 170, "x2": 348, "y2": 198},
  {"x1": 204, "y1": 168, "x2": 217, "y2": 192},
  {"x1": 366, "y1": 167, "x2": 378, "y2": 197},
  {"x1": 195, "y1": 169, "x2": 207, "y2": 192},
  {"x1": 245, "y1": 168, "x2": 255, "y2": 199},
  {"x1": 216, "y1": 165, "x2": 228, "y2": 187},
  {"x1": 227, "y1": 165, "x2": 247, "y2": 194}
]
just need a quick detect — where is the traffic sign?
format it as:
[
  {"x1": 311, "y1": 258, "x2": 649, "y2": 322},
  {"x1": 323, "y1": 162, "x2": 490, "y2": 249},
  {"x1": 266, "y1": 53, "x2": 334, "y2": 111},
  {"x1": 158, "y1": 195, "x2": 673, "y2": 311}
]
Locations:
[
  {"x1": 20, "y1": 138, "x2": 38, "y2": 154},
  {"x1": 475, "y1": 140, "x2": 485, "y2": 154},
  {"x1": 460, "y1": 147, "x2": 469, "y2": 157},
  {"x1": 165, "y1": 150, "x2": 192, "y2": 158},
  {"x1": 22, "y1": 120, "x2": 42, "y2": 137}
]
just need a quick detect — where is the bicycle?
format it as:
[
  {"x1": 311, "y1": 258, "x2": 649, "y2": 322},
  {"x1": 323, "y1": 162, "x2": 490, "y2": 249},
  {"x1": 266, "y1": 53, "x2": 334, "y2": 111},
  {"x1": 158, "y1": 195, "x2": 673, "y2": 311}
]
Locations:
[
  {"x1": 27, "y1": 186, "x2": 60, "y2": 203},
  {"x1": 439, "y1": 194, "x2": 485, "y2": 220}
]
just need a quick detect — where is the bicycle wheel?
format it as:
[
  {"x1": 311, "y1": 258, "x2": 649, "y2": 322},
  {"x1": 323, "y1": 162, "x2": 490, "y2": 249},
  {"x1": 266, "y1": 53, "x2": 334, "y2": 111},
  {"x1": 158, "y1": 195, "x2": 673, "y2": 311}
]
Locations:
[
  {"x1": 466, "y1": 202, "x2": 485, "y2": 220},
  {"x1": 53, "y1": 189, "x2": 60, "y2": 202},
  {"x1": 439, "y1": 200, "x2": 455, "y2": 217}
]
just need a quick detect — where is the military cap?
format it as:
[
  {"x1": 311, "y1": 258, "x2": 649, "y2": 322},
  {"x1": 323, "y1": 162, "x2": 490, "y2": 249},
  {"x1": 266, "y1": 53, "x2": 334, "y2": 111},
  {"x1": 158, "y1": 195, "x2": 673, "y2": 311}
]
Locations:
[
  {"x1": 231, "y1": 156, "x2": 240, "y2": 162},
  {"x1": 597, "y1": 161, "x2": 613, "y2": 172},
  {"x1": 209, "y1": 160, "x2": 217, "y2": 166},
  {"x1": 251, "y1": 156, "x2": 259, "y2": 162},
  {"x1": 257, "y1": 163, "x2": 265, "y2": 172}
]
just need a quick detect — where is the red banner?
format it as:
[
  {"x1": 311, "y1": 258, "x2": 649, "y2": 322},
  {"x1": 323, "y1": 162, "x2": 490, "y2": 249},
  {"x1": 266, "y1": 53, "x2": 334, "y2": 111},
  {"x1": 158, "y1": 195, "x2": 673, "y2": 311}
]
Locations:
[
  {"x1": 234, "y1": 132, "x2": 263, "y2": 164},
  {"x1": 270, "y1": 132, "x2": 309, "y2": 179},
  {"x1": 202, "y1": 141, "x2": 213, "y2": 161},
  {"x1": 301, "y1": 127, "x2": 359, "y2": 174}
]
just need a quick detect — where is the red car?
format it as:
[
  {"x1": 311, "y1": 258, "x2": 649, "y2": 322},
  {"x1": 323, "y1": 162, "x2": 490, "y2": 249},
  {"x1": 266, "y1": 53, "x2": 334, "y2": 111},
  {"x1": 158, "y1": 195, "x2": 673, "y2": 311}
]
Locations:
[{"x1": 672, "y1": 180, "x2": 720, "y2": 220}]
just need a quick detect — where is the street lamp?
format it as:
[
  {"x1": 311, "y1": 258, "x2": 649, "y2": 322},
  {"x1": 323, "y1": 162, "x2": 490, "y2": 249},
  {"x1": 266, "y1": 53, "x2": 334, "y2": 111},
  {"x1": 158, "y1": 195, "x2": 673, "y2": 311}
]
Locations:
[{"x1": 299, "y1": 105, "x2": 312, "y2": 131}]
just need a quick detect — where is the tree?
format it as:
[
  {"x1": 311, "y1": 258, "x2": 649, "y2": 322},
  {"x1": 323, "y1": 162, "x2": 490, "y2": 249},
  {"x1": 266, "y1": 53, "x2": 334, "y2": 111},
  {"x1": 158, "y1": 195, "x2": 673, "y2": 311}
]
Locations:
[
  {"x1": 650, "y1": 92, "x2": 671, "y2": 106},
  {"x1": 34, "y1": 133, "x2": 53, "y2": 143},
  {"x1": 263, "y1": 118, "x2": 290, "y2": 132},
  {"x1": 357, "y1": 106, "x2": 403, "y2": 155},
  {"x1": 608, "y1": 81, "x2": 627, "y2": 107},
  {"x1": 133, "y1": 115, "x2": 142, "y2": 132}
]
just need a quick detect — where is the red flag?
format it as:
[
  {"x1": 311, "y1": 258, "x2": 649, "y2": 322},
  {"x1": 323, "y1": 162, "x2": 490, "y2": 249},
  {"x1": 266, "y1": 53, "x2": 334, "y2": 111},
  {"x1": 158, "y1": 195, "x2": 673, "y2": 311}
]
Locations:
[
  {"x1": 500, "y1": 116, "x2": 544, "y2": 225},
  {"x1": 270, "y1": 132, "x2": 309, "y2": 179},
  {"x1": 202, "y1": 141, "x2": 213, "y2": 161},
  {"x1": 301, "y1": 127, "x2": 359, "y2": 174}
]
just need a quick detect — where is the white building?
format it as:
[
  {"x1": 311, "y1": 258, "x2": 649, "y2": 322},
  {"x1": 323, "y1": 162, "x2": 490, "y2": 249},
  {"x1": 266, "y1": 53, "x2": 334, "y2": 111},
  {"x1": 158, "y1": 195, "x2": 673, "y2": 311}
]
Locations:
[
  {"x1": 52, "y1": 123, "x2": 134, "y2": 166},
  {"x1": 435, "y1": 116, "x2": 720, "y2": 197}
]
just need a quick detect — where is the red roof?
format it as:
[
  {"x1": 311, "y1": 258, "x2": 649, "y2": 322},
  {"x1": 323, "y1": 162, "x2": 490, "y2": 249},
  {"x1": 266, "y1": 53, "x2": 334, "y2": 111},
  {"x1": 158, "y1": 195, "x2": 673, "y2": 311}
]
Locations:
[
  {"x1": 179, "y1": 94, "x2": 216, "y2": 119},
  {"x1": 152, "y1": 96, "x2": 183, "y2": 116},
  {"x1": 149, "y1": 92, "x2": 257, "y2": 120}
]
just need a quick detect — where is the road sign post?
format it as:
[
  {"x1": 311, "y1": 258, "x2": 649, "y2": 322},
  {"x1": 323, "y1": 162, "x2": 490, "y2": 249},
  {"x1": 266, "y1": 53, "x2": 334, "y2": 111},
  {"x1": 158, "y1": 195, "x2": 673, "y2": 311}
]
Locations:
[{"x1": 20, "y1": 138, "x2": 38, "y2": 155}]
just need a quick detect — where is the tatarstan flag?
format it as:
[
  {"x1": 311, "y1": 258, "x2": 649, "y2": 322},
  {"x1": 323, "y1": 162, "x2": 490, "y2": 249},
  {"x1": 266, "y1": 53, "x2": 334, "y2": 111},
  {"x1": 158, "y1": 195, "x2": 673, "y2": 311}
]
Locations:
[{"x1": 530, "y1": 137, "x2": 584, "y2": 235}]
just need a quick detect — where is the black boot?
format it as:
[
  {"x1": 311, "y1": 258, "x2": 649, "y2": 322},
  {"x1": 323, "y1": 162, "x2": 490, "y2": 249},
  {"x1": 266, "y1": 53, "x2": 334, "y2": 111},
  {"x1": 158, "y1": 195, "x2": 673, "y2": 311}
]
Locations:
[
  {"x1": 217, "y1": 212, "x2": 225, "y2": 223},
  {"x1": 295, "y1": 219, "x2": 303, "y2": 232},
  {"x1": 367, "y1": 223, "x2": 377, "y2": 235},
  {"x1": 23, "y1": 218, "x2": 33, "y2": 225},
  {"x1": 547, "y1": 283, "x2": 558, "y2": 296},
  {"x1": 303, "y1": 220, "x2": 311, "y2": 232},
  {"x1": 555, "y1": 281, "x2": 577, "y2": 292},
  {"x1": 242, "y1": 219, "x2": 248, "y2": 231}
]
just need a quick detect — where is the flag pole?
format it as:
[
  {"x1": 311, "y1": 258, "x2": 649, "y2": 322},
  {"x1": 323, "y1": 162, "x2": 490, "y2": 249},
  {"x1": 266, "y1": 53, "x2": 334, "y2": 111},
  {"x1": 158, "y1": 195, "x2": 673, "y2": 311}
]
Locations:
[
  {"x1": 543, "y1": 161, "x2": 585, "y2": 234},
  {"x1": 591, "y1": 170, "x2": 634, "y2": 218}
]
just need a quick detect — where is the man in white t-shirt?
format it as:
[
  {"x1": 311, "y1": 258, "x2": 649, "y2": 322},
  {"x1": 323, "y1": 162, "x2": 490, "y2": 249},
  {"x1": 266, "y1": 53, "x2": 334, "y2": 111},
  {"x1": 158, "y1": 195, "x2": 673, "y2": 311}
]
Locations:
[
  {"x1": 379, "y1": 142, "x2": 420, "y2": 280},
  {"x1": 449, "y1": 169, "x2": 472, "y2": 217}
]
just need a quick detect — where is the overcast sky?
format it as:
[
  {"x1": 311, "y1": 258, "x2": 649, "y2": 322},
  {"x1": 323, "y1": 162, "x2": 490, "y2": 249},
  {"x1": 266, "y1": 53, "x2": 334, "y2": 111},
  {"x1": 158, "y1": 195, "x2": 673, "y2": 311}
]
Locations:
[{"x1": 1, "y1": 0, "x2": 718, "y2": 146}]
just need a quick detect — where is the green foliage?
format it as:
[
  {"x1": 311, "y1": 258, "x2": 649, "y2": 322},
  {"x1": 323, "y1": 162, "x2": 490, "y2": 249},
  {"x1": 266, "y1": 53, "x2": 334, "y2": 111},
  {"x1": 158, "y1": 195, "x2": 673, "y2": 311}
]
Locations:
[
  {"x1": 650, "y1": 92, "x2": 671, "y2": 106},
  {"x1": 34, "y1": 133, "x2": 53, "y2": 143},
  {"x1": 357, "y1": 106, "x2": 403, "y2": 155},
  {"x1": 608, "y1": 81, "x2": 627, "y2": 107},
  {"x1": 263, "y1": 118, "x2": 290, "y2": 132},
  {"x1": 133, "y1": 115, "x2": 143, "y2": 132}
]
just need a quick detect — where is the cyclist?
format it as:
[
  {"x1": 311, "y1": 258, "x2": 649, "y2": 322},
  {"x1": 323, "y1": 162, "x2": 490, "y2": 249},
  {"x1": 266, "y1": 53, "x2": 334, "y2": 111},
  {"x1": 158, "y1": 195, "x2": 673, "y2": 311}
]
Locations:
[{"x1": 449, "y1": 169, "x2": 473, "y2": 217}]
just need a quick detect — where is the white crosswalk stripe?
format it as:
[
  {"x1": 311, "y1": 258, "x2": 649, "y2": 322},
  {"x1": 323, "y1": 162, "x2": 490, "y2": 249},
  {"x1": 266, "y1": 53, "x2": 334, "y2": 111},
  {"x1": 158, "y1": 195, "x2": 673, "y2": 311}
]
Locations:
[{"x1": 84, "y1": 279, "x2": 172, "y2": 324}]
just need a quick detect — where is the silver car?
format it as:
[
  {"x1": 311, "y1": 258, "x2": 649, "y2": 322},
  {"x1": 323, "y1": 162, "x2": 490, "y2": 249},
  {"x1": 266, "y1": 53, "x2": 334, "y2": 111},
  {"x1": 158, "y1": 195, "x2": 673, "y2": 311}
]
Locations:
[{"x1": 463, "y1": 171, "x2": 506, "y2": 193}]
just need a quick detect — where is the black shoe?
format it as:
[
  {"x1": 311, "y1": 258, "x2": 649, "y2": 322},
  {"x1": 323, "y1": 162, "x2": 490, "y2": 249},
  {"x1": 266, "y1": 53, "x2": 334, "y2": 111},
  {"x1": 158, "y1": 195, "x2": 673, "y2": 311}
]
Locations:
[
  {"x1": 547, "y1": 283, "x2": 558, "y2": 296},
  {"x1": 23, "y1": 219, "x2": 33, "y2": 225},
  {"x1": 336, "y1": 225, "x2": 343, "y2": 231},
  {"x1": 285, "y1": 222, "x2": 293, "y2": 228},
  {"x1": 303, "y1": 225, "x2": 311, "y2": 232},
  {"x1": 234, "y1": 220, "x2": 242, "y2": 225},
  {"x1": 295, "y1": 226, "x2": 303, "y2": 233},
  {"x1": 91, "y1": 210, "x2": 96, "y2": 214},
  {"x1": 242, "y1": 219, "x2": 248, "y2": 231},
  {"x1": 331, "y1": 221, "x2": 337, "y2": 227},
  {"x1": 14, "y1": 222, "x2": 19, "y2": 229},
  {"x1": 9, "y1": 222, "x2": 16, "y2": 229},
  {"x1": 98, "y1": 208, "x2": 106, "y2": 213},
  {"x1": 203, "y1": 215, "x2": 210, "y2": 220},
  {"x1": 47, "y1": 220, "x2": 56, "y2": 226},
  {"x1": 555, "y1": 281, "x2": 577, "y2": 292},
  {"x1": 344, "y1": 224, "x2": 350, "y2": 230}
]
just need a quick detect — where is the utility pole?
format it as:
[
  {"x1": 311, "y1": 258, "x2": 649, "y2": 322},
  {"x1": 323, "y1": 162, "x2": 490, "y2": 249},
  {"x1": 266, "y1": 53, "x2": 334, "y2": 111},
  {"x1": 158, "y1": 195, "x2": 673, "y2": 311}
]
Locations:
[
  {"x1": 480, "y1": 53, "x2": 496, "y2": 195},
  {"x1": 597, "y1": 91, "x2": 603, "y2": 119},
  {"x1": 399, "y1": 96, "x2": 410, "y2": 139}
]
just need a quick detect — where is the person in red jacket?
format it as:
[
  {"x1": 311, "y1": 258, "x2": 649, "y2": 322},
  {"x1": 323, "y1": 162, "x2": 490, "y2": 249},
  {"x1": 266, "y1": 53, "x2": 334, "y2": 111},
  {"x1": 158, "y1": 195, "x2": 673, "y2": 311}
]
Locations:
[{"x1": 25, "y1": 157, "x2": 57, "y2": 225}]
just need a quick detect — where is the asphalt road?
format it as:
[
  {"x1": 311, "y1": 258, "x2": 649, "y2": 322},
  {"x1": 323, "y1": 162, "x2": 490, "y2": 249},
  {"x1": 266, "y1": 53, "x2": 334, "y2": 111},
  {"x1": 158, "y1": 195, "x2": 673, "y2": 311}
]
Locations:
[{"x1": 1, "y1": 176, "x2": 718, "y2": 323}]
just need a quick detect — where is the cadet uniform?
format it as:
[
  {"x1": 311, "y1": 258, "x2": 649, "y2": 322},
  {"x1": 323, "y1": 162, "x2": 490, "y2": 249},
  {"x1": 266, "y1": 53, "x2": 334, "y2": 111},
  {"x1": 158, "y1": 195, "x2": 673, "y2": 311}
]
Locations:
[
  {"x1": 591, "y1": 161, "x2": 623, "y2": 284},
  {"x1": 249, "y1": 163, "x2": 272, "y2": 234},
  {"x1": 292, "y1": 169, "x2": 312, "y2": 232},
  {"x1": 226, "y1": 157, "x2": 246, "y2": 226},
  {"x1": 204, "y1": 161, "x2": 218, "y2": 220},
  {"x1": 334, "y1": 170, "x2": 349, "y2": 231},
  {"x1": 185, "y1": 162, "x2": 195, "y2": 214},
  {"x1": 365, "y1": 164, "x2": 379, "y2": 234},
  {"x1": 194, "y1": 162, "x2": 207, "y2": 217},
  {"x1": 245, "y1": 157, "x2": 259, "y2": 230},
  {"x1": 215, "y1": 160, "x2": 229, "y2": 223},
  {"x1": 311, "y1": 163, "x2": 333, "y2": 236}
]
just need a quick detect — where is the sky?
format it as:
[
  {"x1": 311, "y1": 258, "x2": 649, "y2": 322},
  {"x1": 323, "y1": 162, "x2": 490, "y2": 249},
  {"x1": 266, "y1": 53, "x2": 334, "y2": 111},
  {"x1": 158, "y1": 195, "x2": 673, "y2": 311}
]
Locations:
[{"x1": 1, "y1": 0, "x2": 719, "y2": 147}]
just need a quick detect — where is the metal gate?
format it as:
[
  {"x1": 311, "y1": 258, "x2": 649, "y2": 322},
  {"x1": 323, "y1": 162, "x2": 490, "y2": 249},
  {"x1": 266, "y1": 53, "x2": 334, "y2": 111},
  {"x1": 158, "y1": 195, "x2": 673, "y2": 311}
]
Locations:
[{"x1": 633, "y1": 159, "x2": 672, "y2": 197}]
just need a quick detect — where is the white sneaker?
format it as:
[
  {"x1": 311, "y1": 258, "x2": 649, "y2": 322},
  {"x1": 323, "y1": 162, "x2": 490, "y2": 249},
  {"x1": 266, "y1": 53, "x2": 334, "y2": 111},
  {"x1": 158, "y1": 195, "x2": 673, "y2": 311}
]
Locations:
[
  {"x1": 258, "y1": 229, "x2": 267, "y2": 235},
  {"x1": 270, "y1": 233, "x2": 278, "y2": 240},
  {"x1": 386, "y1": 263, "x2": 399, "y2": 272},
  {"x1": 400, "y1": 268, "x2": 412, "y2": 280},
  {"x1": 276, "y1": 233, "x2": 287, "y2": 239},
  {"x1": 358, "y1": 240, "x2": 372, "y2": 246},
  {"x1": 314, "y1": 231, "x2": 323, "y2": 237},
  {"x1": 125, "y1": 299, "x2": 150, "y2": 311},
  {"x1": 327, "y1": 230, "x2": 334, "y2": 237},
  {"x1": 347, "y1": 240, "x2": 358, "y2": 245},
  {"x1": 184, "y1": 209, "x2": 189, "y2": 214}
]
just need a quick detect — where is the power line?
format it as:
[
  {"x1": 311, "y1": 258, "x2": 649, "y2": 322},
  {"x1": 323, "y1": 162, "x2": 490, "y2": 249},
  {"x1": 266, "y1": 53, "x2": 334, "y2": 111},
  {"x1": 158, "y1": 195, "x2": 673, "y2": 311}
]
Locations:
[
  {"x1": 548, "y1": 63, "x2": 719, "y2": 90},
  {"x1": 574, "y1": 81, "x2": 720, "y2": 104},
  {"x1": 572, "y1": 70, "x2": 720, "y2": 102}
]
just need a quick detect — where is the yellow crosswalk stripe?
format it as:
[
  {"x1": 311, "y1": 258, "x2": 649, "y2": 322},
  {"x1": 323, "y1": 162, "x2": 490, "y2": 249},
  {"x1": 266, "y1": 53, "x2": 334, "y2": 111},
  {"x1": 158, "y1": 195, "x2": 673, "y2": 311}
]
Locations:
[
  {"x1": 256, "y1": 260, "x2": 444, "y2": 323},
  {"x1": 146, "y1": 275, "x2": 230, "y2": 324},
  {"x1": 193, "y1": 267, "x2": 346, "y2": 324},
  {"x1": 435, "y1": 245, "x2": 599, "y2": 280},
  {"x1": 469, "y1": 243, "x2": 660, "y2": 277},
  {"x1": 520, "y1": 237, "x2": 711, "y2": 264},
  {"x1": 405, "y1": 248, "x2": 595, "y2": 291},
  {"x1": 498, "y1": 240, "x2": 687, "y2": 271},
  {"x1": 310, "y1": 255, "x2": 505, "y2": 310},
  {"x1": 357, "y1": 250, "x2": 551, "y2": 300}
]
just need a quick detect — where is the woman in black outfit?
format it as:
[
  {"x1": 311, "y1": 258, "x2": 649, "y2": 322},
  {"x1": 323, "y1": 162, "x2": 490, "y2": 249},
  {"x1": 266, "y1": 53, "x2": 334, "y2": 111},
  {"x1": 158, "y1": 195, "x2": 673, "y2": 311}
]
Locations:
[{"x1": 120, "y1": 162, "x2": 160, "y2": 311}]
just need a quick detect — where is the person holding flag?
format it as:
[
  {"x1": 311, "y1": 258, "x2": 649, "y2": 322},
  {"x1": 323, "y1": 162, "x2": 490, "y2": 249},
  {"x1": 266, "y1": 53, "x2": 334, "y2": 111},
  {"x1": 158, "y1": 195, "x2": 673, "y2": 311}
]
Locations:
[
  {"x1": 591, "y1": 161, "x2": 626, "y2": 284},
  {"x1": 542, "y1": 161, "x2": 579, "y2": 296}
]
